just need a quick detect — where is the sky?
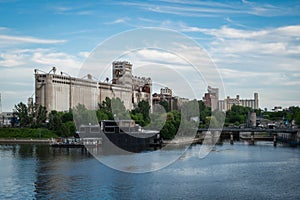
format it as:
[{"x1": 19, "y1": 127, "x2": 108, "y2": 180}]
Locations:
[{"x1": 0, "y1": 0, "x2": 300, "y2": 112}]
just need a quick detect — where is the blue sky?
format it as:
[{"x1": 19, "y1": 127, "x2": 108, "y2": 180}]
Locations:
[{"x1": 0, "y1": 0, "x2": 300, "y2": 112}]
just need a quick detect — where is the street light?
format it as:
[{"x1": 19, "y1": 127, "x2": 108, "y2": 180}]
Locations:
[{"x1": 61, "y1": 71, "x2": 72, "y2": 111}]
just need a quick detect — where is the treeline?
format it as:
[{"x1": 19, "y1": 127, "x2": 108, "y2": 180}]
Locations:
[
  {"x1": 14, "y1": 102, "x2": 76, "y2": 137},
  {"x1": 262, "y1": 106, "x2": 300, "y2": 125},
  {"x1": 225, "y1": 104, "x2": 300, "y2": 126},
  {"x1": 12, "y1": 98, "x2": 300, "y2": 140}
]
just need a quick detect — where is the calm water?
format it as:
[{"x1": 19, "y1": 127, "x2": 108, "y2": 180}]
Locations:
[{"x1": 0, "y1": 142, "x2": 299, "y2": 200}]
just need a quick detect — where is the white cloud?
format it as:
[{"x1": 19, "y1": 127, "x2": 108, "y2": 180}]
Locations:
[
  {"x1": 105, "y1": 17, "x2": 130, "y2": 25},
  {"x1": 0, "y1": 48, "x2": 84, "y2": 111},
  {"x1": 0, "y1": 34, "x2": 66, "y2": 44},
  {"x1": 118, "y1": 1, "x2": 300, "y2": 17},
  {"x1": 78, "y1": 51, "x2": 90, "y2": 58},
  {"x1": 178, "y1": 24, "x2": 300, "y2": 59},
  {"x1": 0, "y1": 48, "x2": 82, "y2": 70}
]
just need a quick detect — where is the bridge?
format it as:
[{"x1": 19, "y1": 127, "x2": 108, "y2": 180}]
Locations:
[{"x1": 197, "y1": 127, "x2": 300, "y2": 146}]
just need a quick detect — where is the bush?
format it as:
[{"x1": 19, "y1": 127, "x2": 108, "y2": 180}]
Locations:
[{"x1": 0, "y1": 128, "x2": 57, "y2": 138}]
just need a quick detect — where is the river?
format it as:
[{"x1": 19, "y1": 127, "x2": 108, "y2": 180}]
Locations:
[{"x1": 0, "y1": 142, "x2": 299, "y2": 200}]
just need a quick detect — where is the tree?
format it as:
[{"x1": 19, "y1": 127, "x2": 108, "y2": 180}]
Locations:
[
  {"x1": 159, "y1": 111, "x2": 181, "y2": 139},
  {"x1": 48, "y1": 110, "x2": 63, "y2": 136},
  {"x1": 14, "y1": 102, "x2": 31, "y2": 127},
  {"x1": 197, "y1": 100, "x2": 212, "y2": 127},
  {"x1": 61, "y1": 112, "x2": 73, "y2": 123},
  {"x1": 111, "y1": 98, "x2": 130, "y2": 120},
  {"x1": 131, "y1": 100, "x2": 151, "y2": 126},
  {"x1": 225, "y1": 105, "x2": 251, "y2": 126},
  {"x1": 32, "y1": 105, "x2": 47, "y2": 128},
  {"x1": 159, "y1": 100, "x2": 170, "y2": 112},
  {"x1": 73, "y1": 104, "x2": 98, "y2": 126},
  {"x1": 295, "y1": 111, "x2": 300, "y2": 125}
]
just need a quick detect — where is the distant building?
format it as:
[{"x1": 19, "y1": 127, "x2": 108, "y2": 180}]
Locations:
[
  {"x1": 218, "y1": 93, "x2": 259, "y2": 112},
  {"x1": 152, "y1": 87, "x2": 189, "y2": 112},
  {"x1": 202, "y1": 86, "x2": 259, "y2": 111},
  {"x1": 35, "y1": 61, "x2": 152, "y2": 112},
  {"x1": 0, "y1": 112, "x2": 14, "y2": 127},
  {"x1": 202, "y1": 86, "x2": 219, "y2": 111}
]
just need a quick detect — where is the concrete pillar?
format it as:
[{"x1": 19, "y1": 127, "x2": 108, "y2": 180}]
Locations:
[
  {"x1": 250, "y1": 132, "x2": 255, "y2": 145},
  {"x1": 230, "y1": 132, "x2": 234, "y2": 145},
  {"x1": 273, "y1": 133, "x2": 277, "y2": 147}
]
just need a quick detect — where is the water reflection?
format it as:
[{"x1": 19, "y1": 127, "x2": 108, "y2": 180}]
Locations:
[{"x1": 0, "y1": 143, "x2": 299, "y2": 200}]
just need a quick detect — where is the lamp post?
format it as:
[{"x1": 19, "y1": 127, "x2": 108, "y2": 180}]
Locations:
[{"x1": 61, "y1": 71, "x2": 72, "y2": 111}]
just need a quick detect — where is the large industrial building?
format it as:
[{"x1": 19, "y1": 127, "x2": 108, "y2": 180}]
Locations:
[
  {"x1": 35, "y1": 61, "x2": 152, "y2": 112},
  {"x1": 202, "y1": 86, "x2": 259, "y2": 112},
  {"x1": 218, "y1": 93, "x2": 259, "y2": 112}
]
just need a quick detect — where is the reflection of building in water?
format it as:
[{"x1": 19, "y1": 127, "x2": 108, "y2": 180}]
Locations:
[
  {"x1": 152, "y1": 87, "x2": 189, "y2": 112},
  {"x1": 202, "y1": 86, "x2": 259, "y2": 112},
  {"x1": 35, "y1": 61, "x2": 152, "y2": 112}
]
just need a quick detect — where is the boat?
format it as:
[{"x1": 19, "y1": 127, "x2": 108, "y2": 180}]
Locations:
[{"x1": 78, "y1": 120, "x2": 163, "y2": 152}]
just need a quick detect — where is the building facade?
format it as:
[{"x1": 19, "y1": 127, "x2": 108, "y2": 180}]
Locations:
[
  {"x1": 202, "y1": 86, "x2": 259, "y2": 112},
  {"x1": 218, "y1": 93, "x2": 259, "y2": 112},
  {"x1": 202, "y1": 86, "x2": 219, "y2": 111},
  {"x1": 35, "y1": 61, "x2": 152, "y2": 112},
  {"x1": 152, "y1": 87, "x2": 189, "y2": 112}
]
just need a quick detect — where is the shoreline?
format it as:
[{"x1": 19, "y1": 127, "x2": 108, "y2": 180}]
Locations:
[{"x1": 0, "y1": 138, "x2": 52, "y2": 144}]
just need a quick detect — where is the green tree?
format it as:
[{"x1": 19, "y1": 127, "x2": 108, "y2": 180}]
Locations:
[
  {"x1": 295, "y1": 111, "x2": 300, "y2": 125},
  {"x1": 225, "y1": 105, "x2": 251, "y2": 126},
  {"x1": 198, "y1": 100, "x2": 211, "y2": 127},
  {"x1": 32, "y1": 105, "x2": 47, "y2": 128},
  {"x1": 131, "y1": 100, "x2": 151, "y2": 126},
  {"x1": 111, "y1": 98, "x2": 130, "y2": 120},
  {"x1": 61, "y1": 111, "x2": 73, "y2": 123},
  {"x1": 14, "y1": 102, "x2": 31, "y2": 127},
  {"x1": 73, "y1": 104, "x2": 98, "y2": 126},
  {"x1": 48, "y1": 110, "x2": 63, "y2": 136},
  {"x1": 159, "y1": 111, "x2": 181, "y2": 139},
  {"x1": 159, "y1": 100, "x2": 170, "y2": 112}
]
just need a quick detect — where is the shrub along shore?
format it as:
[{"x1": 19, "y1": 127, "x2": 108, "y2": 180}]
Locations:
[{"x1": 0, "y1": 128, "x2": 57, "y2": 139}]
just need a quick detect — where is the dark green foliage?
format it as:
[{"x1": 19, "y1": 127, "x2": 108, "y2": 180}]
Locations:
[
  {"x1": 225, "y1": 105, "x2": 251, "y2": 126},
  {"x1": 131, "y1": 100, "x2": 151, "y2": 126},
  {"x1": 160, "y1": 111, "x2": 181, "y2": 139},
  {"x1": 48, "y1": 110, "x2": 75, "y2": 137},
  {"x1": 263, "y1": 106, "x2": 300, "y2": 125},
  {"x1": 111, "y1": 98, "x2": 131, "y2": 120},
  {"x1": 73, "y1": 104, "x2": 98, "y2": 126},
  {"x1": 159, "y1": 100, "x2": 170, "y2": 112},
  {"x1": 14, "y1": 102, "x2": 47, "y2": 128},
  {"x1": 0, "y1": 128, "x2": 56, "y2": 138},
  {"x1": 61, "y1": 112, "x2": 73, "y2": 123},
  {"x1": 198, "y1": 100, "x2": 212, "y2": 128},
  {"x1": 14, "y1": 102, "x2": 31, "y2": 127}
]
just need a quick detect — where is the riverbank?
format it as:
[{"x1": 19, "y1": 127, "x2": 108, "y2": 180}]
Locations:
[{"x1": 0, "y1": 138, "x2": 52, "y2": 144}]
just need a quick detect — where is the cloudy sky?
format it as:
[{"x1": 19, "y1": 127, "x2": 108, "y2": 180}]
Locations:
[{"x1": 0, "y1": 0, "x2": 300, "y2": 112}]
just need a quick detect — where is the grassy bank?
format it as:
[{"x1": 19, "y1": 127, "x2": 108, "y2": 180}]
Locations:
[{"x1": 0, "y1": 128, "x2": 57, "y2": 139}]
